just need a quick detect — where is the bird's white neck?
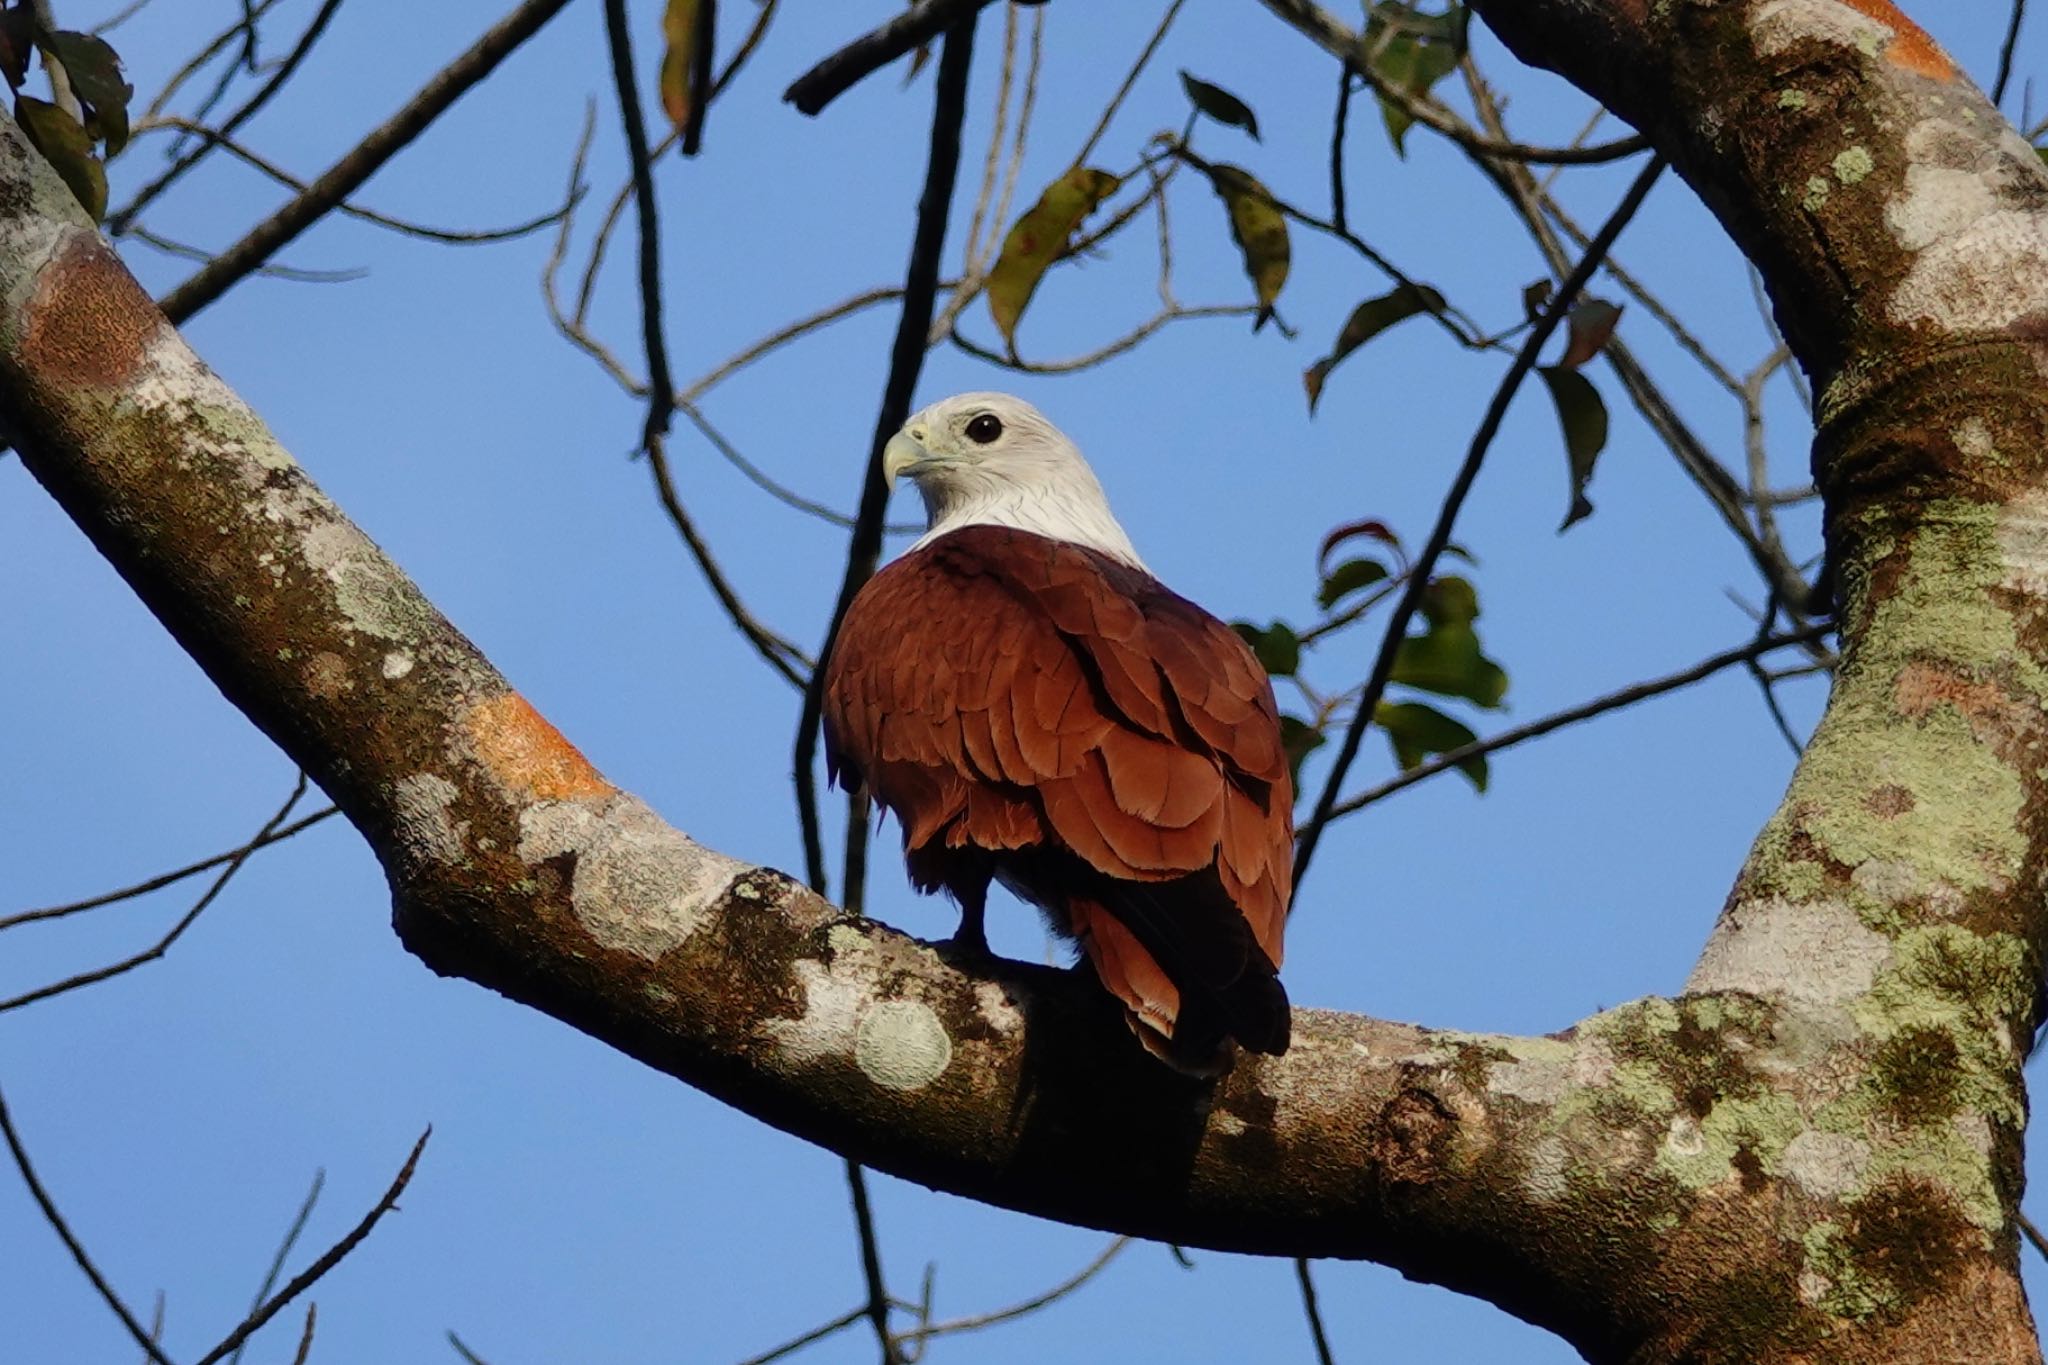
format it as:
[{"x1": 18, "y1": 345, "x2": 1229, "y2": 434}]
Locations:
[{"x1": 912, "y1": 478, "x2": 1148, "y2": 571}]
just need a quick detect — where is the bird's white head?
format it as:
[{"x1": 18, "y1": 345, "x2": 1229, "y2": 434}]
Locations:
[{"x1": 884, "y1": 392, "x2": 1146, "y2": 569}]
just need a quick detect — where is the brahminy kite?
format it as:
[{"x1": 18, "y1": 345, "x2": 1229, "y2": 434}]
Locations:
[{"x1": 822, "y1": 392, "x2": 1292, "y2": 1072}]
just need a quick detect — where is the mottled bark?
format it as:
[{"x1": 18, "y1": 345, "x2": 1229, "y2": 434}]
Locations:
[{"x1": 4, "y1": 2, "x2": 2045, "y2": 1360}]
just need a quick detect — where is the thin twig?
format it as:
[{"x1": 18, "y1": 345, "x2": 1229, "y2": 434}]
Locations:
[
  {"x1": 1072, "y1": 0, "x2": 1185, "y2": 166},
  {"x1": 1295, "y1": 1258, "x2": 1337, "y2": 1365},
  {"x1": 897, "y1": 1238, "x2": 1130, "y2": 1346},
  {"x1": 1, "y1": 805, "x2": 337, "y2": 933},
  {"x1": 131, "y1": 118, "x2": 580, "y2": 245},
  {"x1": 1294, "y1": 156, "x2": 1667, "y2": 887},
  {"x1": 1330, "y1": 65, "x2": 1354, "y2": 234},
  {"x1": 289, "y1": 1304, "x2": 317, "y2": 1365},
  {"x1": 227, "y1": 1170, "x2": 327, "y2": 1365},
  {"x1": 0, "y1": 1083, "x2": 175, "y2": 1365},
  {"x1": 1326, "y1": 624, "x2": 1830, "y2": 820},
  {"x1": 1995, "y1": 0, "x2": 2028, "y2": 106},
  {"x1": 108, "y1": 0, "x2": 348, "y2": 234},
  {"x1": 602, "y1": 0, "x2": 676, "y2": 450},
  {"x1": 734, "y1": 1307, "x2": 868, "y2": 1365},
  {"x1": 793, "y1": 13, "x2": 977, "y2": 895},
  {"x1": 948, "y1": 303, "x2": 1258, "y2": 373},
  {"x1": 1253, "y1": 0, "x2": 1646, "y2": 164},
  {"x1": 127, "y1": 226, "x2": 367, "y2": 284},
  {"x1": 845, "y1": 1160, "x2": 900, "y2": 1365},
  {"x1": 190, "y1": 1131, "x2": 432, "y2": 1365},
  {"x1": 1, "y1": 775, "x2": 314, "y2": 1012},
  {"x1": 157, "y1": 0, "x2": 578, "y2": 323},
  {"x1": 2019, "y1": 1211, "x2": 2048, "y2": 1262}
]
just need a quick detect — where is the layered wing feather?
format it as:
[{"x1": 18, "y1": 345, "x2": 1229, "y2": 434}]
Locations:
[{"x1": 821, "y1": 525, "x2": 1293, "y2": 1062}]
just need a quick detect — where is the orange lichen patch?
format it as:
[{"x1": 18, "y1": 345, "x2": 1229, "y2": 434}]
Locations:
[
  {"x1": 467, "y1": 693, "x2": 614, "y2": 801},
  {"x1": 19, "y1": 236, "x2": 160, "y2": 387},
  {"x1": 1835, "y1": 0, "x2": 1954, "y2": 80}
]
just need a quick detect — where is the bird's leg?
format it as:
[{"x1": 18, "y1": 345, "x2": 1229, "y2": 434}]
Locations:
[{"x1": 943, "y1": 878, "x2": 994, "y2": 965}]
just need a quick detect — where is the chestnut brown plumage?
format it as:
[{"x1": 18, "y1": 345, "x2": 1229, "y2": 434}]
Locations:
[{"x1": 821, "y1": 394, "x2": 1292, "y2": 1072}]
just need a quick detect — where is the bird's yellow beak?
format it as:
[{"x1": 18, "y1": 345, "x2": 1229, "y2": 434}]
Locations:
[{"x1": 883, "y1": 428, "x2": 929, "y2": 482}]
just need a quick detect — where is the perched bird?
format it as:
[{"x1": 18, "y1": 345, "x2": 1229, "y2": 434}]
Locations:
[{"x1": 821, "y1": 392, "x2": 1293, "y2": 1072}]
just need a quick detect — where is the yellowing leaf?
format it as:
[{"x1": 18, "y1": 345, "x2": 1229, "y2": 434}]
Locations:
[
  {"x1": 1302, "y1": 282, "x2": 1444, "y2": 412},
  {"x1": 1180, "y1": 71, "x2": 1260, "y2": 141},
  {"x1": 1202, "y1": 163, "x2": 1288, "y2": 330},
  {"x1": 658, "y1": 0, "x2": 712, "y2": 152},
  {"x1": 1538, "y1": 364, "x2": 1610, "y2": 530},
  {"x1": 986, "y1": 166, "x2": 1121, "y2": 349},
  {"x1": 16, "y1": 95, "x2": 106, "y2": 220}
]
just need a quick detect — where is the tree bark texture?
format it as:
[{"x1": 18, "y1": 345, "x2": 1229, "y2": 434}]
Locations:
[{"x1": 4, "y1": 2, "x2": 2045, "y2": 1360}]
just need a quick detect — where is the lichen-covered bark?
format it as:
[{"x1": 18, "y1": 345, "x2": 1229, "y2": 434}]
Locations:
[{"x1": 5, "y1": 1, "x2": 2047, "y2": 1360}]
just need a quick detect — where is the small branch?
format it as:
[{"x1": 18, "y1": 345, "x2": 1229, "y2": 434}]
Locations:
[
  {"x1": 156, "y1": 0, "x2": 578, "y2": 324},
  {"x1": 783, "y1": 0, "x2": 994, "y2": 116},
  {"x1": 1253, "y1": 0, "x2": 1647, "y2": 164},
  {"x1": 1295, "y1": 1258, "x2": 1337, "y2": 1365},
  {"x1": 1294, "y1": 155, "x2": 1667, "y2": 886},
  {"x1": 846, "y1": 1159, "x2": 901, "y2": 1365},
  {"x1": 1, "y1": 805, "x2": 336, "y2": 933},
  {"x1": 127, "y1": 225, "x2": 366, "y2": 283},
  {"x1": 191, "y1": 1131, "x2": 432, "y2": 1365},
  {"x1": 1330, "y1": 65, "x2": 1354, "y2": 235},
  {"x1": 1325, "y1": 623, "x2": 1831, "y2": 821},
  {"x1": 227, "y1": 1171, "x2": 328, "y2": 1365},
  {"x1": 1072, "y1": 0, "x2": 1185, "y2": 166},
  {"x1": 1995, "y1": 0, "x2": 2028, "y2": 107},
  {"x1": 0, "y1": 775, "x2": 314, "y2": 1013},
  {"x1": 897, "y1": 1237, "x2": 1130, "y2": 1346},
  {"x1": 0, "y1": 1083, "x2": 175, "y2": 1365},
  {"x1": 602, "y1": 0, "x2": 676, "y2": 450},
  {"x1": 107, "y1": 0, "x2": 348, "y2": 235},
  {"x1": 734, "y1": 1307, "x2": 867, "y2": 1365},
  {"x1": 792, "y1": 12, "x2": 977, "y2": 893},
  {"x1": 130, "y1": 118, "x2": 580, "y2": 246}
]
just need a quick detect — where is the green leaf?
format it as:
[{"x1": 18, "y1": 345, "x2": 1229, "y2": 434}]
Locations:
[
  {"x1": 1279, "y1": 713, "x2": 1326, "y2": 787},
  {"x1": 658, "y1": 0, "x2": 700, "y2": 132},
  {"x1": 1375, "y1": 700, "x2": 1487, "y2": 791},
  {"x1": 1179, "y1": 70, "x2": 1260, "y2": 141},
  {"x1": 1419, "y1": 574, "x2": 1478, "y2": 627},
  {"x1": 1201, "y1": 163, "x2": 1289, "y2": 330},
  {"x1": 1389, "y1": 581, "x2": 1506, "y2": 708},
  {"x1": 47, "y1": 31, "x2": 130, "y2": 155},
  {"x1": 1363, "y1": 3, "x2": 1464, "y2": 155},
  {"x1": 1538, "y1": 363, "x2": 1610, "y2": 531},
  {"x1": 986, "y1": 166, "x2": 1122, "y2": 349},
  {"x1": 1233, "y1": 620, "x2": 1301, "y2": 677},
  {"x1": 1302, "y1": 282, "x2": 1444, "y2": 412},
  {"x1": 16, "y1": 94, "x2": 105, "y2": 220},
  {"x1": 1316, "y1": 557, "x2": 1390, "y2": 611},
  {"x1": 1558, "y1": 297, "x2": 1622, "y2": 368}
]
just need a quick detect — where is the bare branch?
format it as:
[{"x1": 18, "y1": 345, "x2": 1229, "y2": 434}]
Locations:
[
  {"x1": 734, "y1": 1306, "x2": 867, "y2": 1365},
  {"x1": 783, "y1": 0, "x2": 997, "y2": 117},
  {"x1": 898, "y1": 1237, "x2": 1129, "y2": 1346},
  {"x1": 846, "y1": 1159, "x2": 901, "y2": 1364},
  {"x1": 1, "y1": 805, "x2": 336, "y2": 933},
  {"x1": 0, "y1": 1083, "x2": 175, "y2": 1365},
  {"x1": 1072, "y1": 0, "x2": 1185, "y2": 166},
  {"x1": 601, "y1": 0, "x2": 676, "y2": 450},
  {"x1": 191, "y1": 1131, "x2": 432, "y2": 1365},
  {"x1": 1325, "y1": 624, "x2": 1832, "y2": 821},
  {"x1": 0, "y1": 775, "x2": 315, "y2": 1013},
  {"x1": 1295, "y1": 1258, "x2": 1337, "y2": 1365},
  {"x1": 1294, "y1": 155, "x2": 1666, "y2": 886},
  {"x1": 227, "y1": 1171, "x2": 328, "y2": 1365},
  {"x1": 156, "y1": 0, "x2": 579, "y2": 324}
]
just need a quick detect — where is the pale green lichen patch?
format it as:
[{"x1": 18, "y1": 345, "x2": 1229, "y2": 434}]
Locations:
[
  {"x1": 1777, "y1": 88, "x2": 1808, "y2": 110},
  {"x1": 1803, "y1": 1221, "x2": 1896, "y2": 1319},
  {"x1": 1849, "y1": 924, "x2": 2029, "y2": 1130},
  {"x1": 1803, "y1": 175, "x2": 1831, "y2": 212},
  {"x1": 1834, "y1": 146, "x2": 1874, "y2": 184},
  {"x1": 1654, "y1": 1090, "x2": 1803, "y2": 1190}
]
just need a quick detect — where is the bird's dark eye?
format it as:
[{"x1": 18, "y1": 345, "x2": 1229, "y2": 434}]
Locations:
[{"x1": 965, "y1": 413, "x2": 1004, "y2": 444}]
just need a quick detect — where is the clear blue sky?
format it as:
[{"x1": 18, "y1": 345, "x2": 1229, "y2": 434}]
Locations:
[{"x1": 3, "y1": 2, "x2": 2042, "y2": 1361}]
